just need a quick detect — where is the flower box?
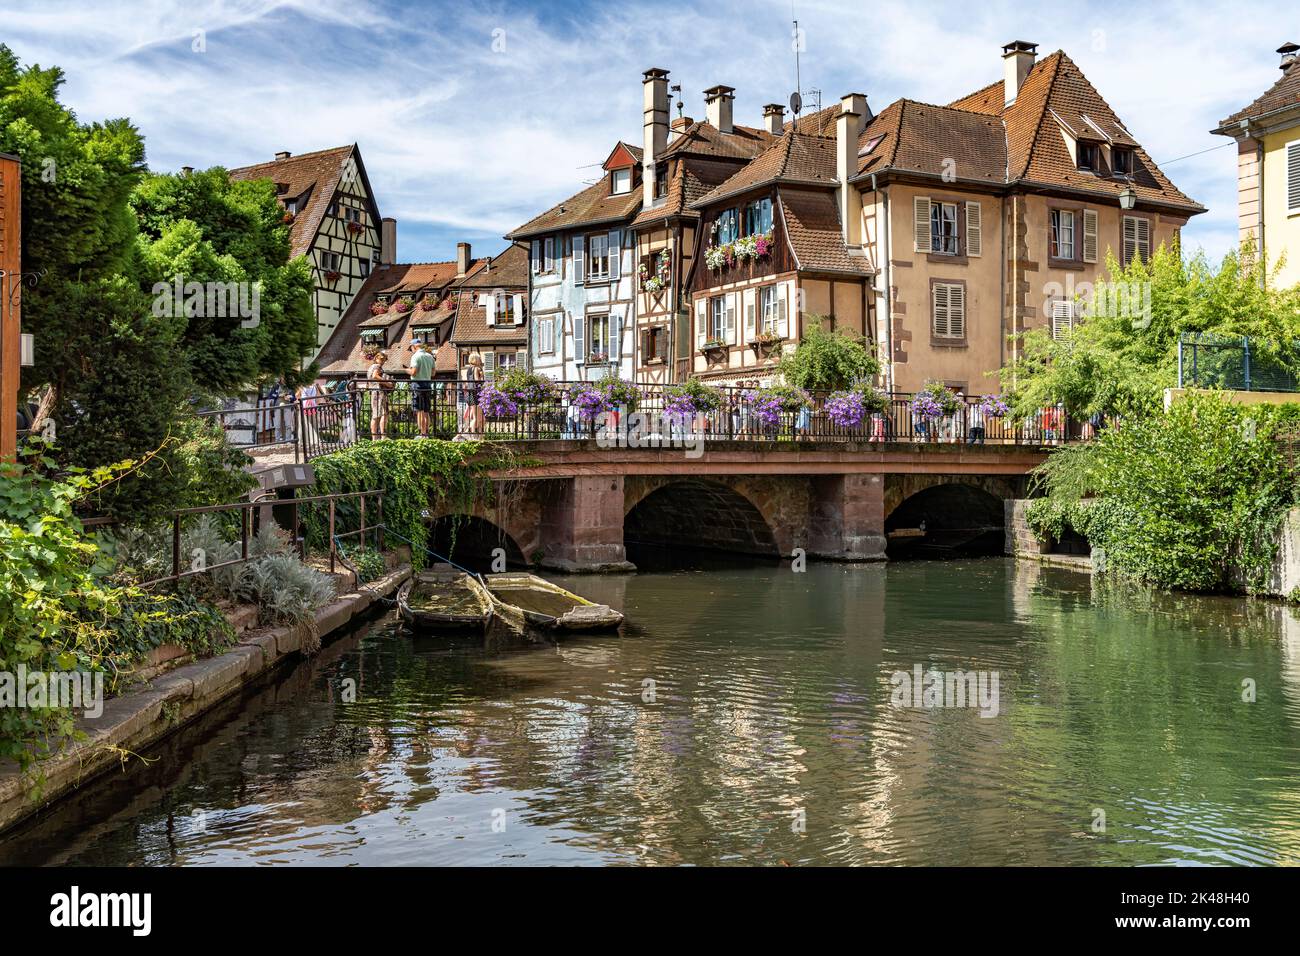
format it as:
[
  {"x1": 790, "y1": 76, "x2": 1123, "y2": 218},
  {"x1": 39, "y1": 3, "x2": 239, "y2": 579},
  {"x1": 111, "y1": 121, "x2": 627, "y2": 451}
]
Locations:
[{"x1": 346, "y1": 221, "x2": 364, "y2": 235}]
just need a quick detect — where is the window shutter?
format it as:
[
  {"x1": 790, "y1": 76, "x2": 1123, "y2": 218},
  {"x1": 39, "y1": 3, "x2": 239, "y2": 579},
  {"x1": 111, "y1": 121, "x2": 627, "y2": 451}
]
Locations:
[
  {"x1": 1082, "y1": 209, "x2": 1098, "y2": 263},
  {"x1": 483, "y1": 351, "x2": 496, "y2": 382},
  {"x1": 531, "y1": 240, "x2": 541, "y2": 273},
  {"x1": 932, "y1": 284, "x2": 949, "y2": 337},
  {"x1": 1287, "y1": 142, "x2": 1300, "y2": 212},
  {"x1": 1136, "y1": 217, "x2": 1150, "y2": 263},
  {"x1": 1050, "y1": 299, "x2": 1074, "y2": 339},
  {"x1": 609, "y1": 312, "x2": 621, "y2": 360},
  {"x1": 1122, "y1": 216, "x2": 1136, "y2": 266},
  {"x1": 726, "y1": 293, "x2": 737, "y2": 344},
  {"x1": 573, "y1": 235, "x2": 585, "y2": 282},
  {"x1": 777, "y1": 284, "x2": 789, "y2": 337},
  {"x1": 608, "y1": 230, "x2": 621, "y2": 280},
  {"x1": 573, "y1": 313, "x2": 585, "y2": 365},
  {"x1": 544, "y1": 237, "x2": 554, "y2": 271},
  {"x1": 913, "y1": 196, "x2": 931, "y2": 253},
  {"x1": 965, "y1": 202, "x2": 982, "y2": 257},
  {"x1": 696, "y1": 298, "x2": 707, "y2": 348},
  {"x1": 512, "y1": 293, "x2": 525, "y2": 324},
  {"x1": 745, "y1": 292, "x2": 756, "y2": 341},
  {"x1": 949, "y1": 284, "x2": 965, "y2": 338}
]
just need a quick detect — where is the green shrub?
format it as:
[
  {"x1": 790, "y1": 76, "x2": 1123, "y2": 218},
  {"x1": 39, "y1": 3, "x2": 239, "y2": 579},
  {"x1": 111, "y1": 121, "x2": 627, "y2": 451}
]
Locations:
[{"x1": 778, "y1": 323, "x2": 880, "y2": 392}]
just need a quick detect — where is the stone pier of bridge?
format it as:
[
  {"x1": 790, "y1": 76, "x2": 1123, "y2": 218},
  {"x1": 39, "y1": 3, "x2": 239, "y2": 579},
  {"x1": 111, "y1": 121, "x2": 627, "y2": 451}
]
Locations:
[{"x1": 431, "y1": 440, "x2": 1043, "y2": 571}]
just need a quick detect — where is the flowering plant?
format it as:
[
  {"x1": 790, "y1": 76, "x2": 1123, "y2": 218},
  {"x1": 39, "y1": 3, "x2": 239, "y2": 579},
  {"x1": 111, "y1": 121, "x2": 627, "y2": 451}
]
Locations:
[
  {"x1": 568, "y1": 382, "x2": 607, "y2": 421},
  {"x1": 599, "y1": 374, "x2": 641, "y2": 411},
  {"x1": 346, "y1": 220, "x2": 364, "y2": 235},
  {"x1": 567, "y1": 375, "x2": 641, "y2": 421},
  {"x1": 369, "y1": 302, "x2": 389, "y2": 316},
  {"x1": 282, "y1": 211, "x2": 295, "y2": 225},
  {"x1": 417, "y1": 297, "x2": 435, "y2": 312},
  {"x1": 704, "y1": 243, "x2": 734, "y2": 270},
  {"x1": 477, "y1": 384, "x2": 519, "y2": 420},
  {"x1": 824, "y1": 384, "x2": 889, "y2": 428},
  {"x1": 640, "y1": 249, "x2": 671, "y2": 292},
  {"x1": 912, "y1": 380, "x2": 959, "y2": 418},
  {"x1": 324, "y1": 270, "x2": 342, "y2": 282},
  {"x1": 741, "y1": 384, "x2": 810, "y2": 428},
  {"x1": 395, "y1": 296, "x2": 414, "y2": 313},
  {"x1": 979, "y1": 394, "x2": 1010, "y2": 418},
  {"x1": 663, "y1": 379, "x2": 723, "y2": 418},
  {"x1": 496, "y1": 369, "x2": 558, "y2": 404}
]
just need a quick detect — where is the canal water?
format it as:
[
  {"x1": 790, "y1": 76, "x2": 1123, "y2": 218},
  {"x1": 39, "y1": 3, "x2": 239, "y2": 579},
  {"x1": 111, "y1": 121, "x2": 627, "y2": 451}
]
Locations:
[{"x1": 4, "y1": 559, "x2": 1300, "y2": 866}]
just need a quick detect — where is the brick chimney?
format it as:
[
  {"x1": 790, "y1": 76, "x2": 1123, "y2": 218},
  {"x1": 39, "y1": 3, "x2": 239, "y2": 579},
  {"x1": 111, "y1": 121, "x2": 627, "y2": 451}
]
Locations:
[
  {"x1": 1002, "y1": 41, "x2": 1037, "y2": 105},
  {"x1": 380, "y1": 217, "x2": 396, "y2": 265},
  {"x1": 836, "y1": 95, "x2": 865, "y2": 247},
  {"x1": 704, "y1": 85, "x2": 735, "y2": 134},
  {"x1": 763, "y1": 103, "x2": 785, "y2": 135},
  {"x1": 274, "y1": 150, "x2": 292, "y2": 161},
  {"x1": 670, "y1": 115, "x2": 694, "y2": 143},
  {"x1": 642, "y1": 68, "x2": 670, "y2": 207},
  {"x1": 1279, "y1": 41, "x2": 1299, "y2": 70},
  {"x1": 456, "y1": 241, "x2": 471, "y2": 278}
]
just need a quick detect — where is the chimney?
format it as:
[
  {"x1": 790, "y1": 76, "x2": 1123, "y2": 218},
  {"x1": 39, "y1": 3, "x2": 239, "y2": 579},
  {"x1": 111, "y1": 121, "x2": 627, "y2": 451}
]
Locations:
[
  {"x1": 456, "y1": 241, "x2": 471, "y2": 278},
  {"x1": 274, "y1": 150, "x2": 292, "y2": 161},
  {"x1": 703, "y1": 85, "x2": 735, "y2": 134},
  {"x1": 180, "y1": 165, "x2": 194, "y2": 177},
  {"x1": 1002, "y1": 41, "x2": 1037, "y2": 105},
  {"x1": 836, "y1": 96, "x2": 864, "y2": 247},
  {"x1": 762, "y1": 103, "x2": 785, "y2": 135},
  {"x1": 670, "y1": 115, "x2": 695, "y2": 142},
  {"x1": 642, "y1": 68, "x2": 670, "y2": 206},
  {"x1": 1279, "y1": 41, "x2": 1299, "y2": 69},
  {"x1": 380, "y1": 217, "x2": 396, "y2": 266}
]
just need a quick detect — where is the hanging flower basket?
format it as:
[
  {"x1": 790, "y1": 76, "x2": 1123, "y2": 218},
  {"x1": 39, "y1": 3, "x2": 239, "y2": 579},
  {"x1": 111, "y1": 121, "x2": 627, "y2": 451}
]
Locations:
[
  {"x1": 478, "y1": 384, "x2": 520, "y2": 422},
  {"x1": 913, "y1": 380, "x2": 960, "y2": 419},
  {"x1": 324, "y1": 269, "x2": 342, "y2": 283},
  {"x1": 640, "y1": 249, "x2": 672, "y2": 292},
  {"x1": 346, "y1": 221, "x2": 364, "y2": 235},
  {"x1": 979, "y1": 394, "x2": 1010, "y2": 418},
  {"x1": 369, "y1": 302, "x2": 389, "y2": 316}
]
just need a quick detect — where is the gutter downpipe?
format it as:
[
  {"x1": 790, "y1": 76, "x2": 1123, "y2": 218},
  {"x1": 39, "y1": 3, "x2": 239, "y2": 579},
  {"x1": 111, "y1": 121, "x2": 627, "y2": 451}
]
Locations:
[{"x1": 873, "y1": 173, "x2": 894, "y2": 393}]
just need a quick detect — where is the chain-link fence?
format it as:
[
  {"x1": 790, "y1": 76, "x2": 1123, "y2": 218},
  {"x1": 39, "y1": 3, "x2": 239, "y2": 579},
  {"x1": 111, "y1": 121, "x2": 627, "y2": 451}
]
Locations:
[{"x1": 1178, "y1": 332, "x2": 1300, "y2": 392}]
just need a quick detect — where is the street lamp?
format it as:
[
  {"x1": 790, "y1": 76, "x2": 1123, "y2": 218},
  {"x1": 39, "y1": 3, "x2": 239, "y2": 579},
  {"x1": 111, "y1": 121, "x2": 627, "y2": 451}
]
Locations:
[{"x1": 1119, "y1": 184, "x2": 1137, "y2": 211}]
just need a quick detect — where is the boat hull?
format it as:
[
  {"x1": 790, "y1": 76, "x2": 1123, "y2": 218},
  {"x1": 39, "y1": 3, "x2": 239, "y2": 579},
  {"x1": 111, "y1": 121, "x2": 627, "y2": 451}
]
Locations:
[{"x1": 486, "y1": 573, "x2": 624, "y2": 633}]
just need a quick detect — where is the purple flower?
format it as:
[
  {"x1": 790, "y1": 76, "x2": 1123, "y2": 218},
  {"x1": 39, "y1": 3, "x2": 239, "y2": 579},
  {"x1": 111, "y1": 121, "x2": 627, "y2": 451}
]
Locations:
[
  {"x1": 825, "y1": 391, "x2": 866, "y2": 428},
  {"x1": 478, "y1": 385, "x2": 519, "y2": 419}
]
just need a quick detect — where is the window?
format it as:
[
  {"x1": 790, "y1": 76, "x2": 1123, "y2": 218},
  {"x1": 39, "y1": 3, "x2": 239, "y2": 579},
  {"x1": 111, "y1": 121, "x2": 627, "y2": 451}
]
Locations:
[
  {"x1": 328, "y1": 200, "x2": 339, "y2": 217},
  {"x1": 494, "y1": 294, "x2": 515, "y2": 324},
  {"x1": 587, "y1": 233, "x2": 610, "y2": 280},
  {"x1": 1050, "y1": 209, "x2": 1076, "y2": 260},
  {"x1": 745, "y1": 197, "x2": 773, "y2": 235},
  {"x1": 709, "y1": 296, "x2": 727, "y2": 341},
  {"x1": 359, "y1": 257, "x2": 371, "y2": 277},
  {"x1": 930, "y1": 202, "x2": 959, "y2": 255},
  {"x1": 284, "y1": 199, "x2": 299, "y2": 215},
  {"x1": 1122, "y1": 215, "x2": 1151, "y2": 266},
  {"x1": 759, "y1": 285, "x2": 779, "y2": 334},
  {"x1": 321, "y1": 251, "x2": 341, "y2": 272},
  {"x1": 589, "y1": 314, "x2": 610, "y2": 362},
  {"x1": 1050, "y1": 299, "x2": 1075, "y2": 339},
  {"x1": 655, "y1": 163, "x2": 668, "y2": 200},
  {"x1": 496, "y1": 351, "x2": 518, "y2": 374},
  {"x1": 642, "y1": 326, "x2": 668, "y2": 363},
  {"x1": 932, "y1": 282, "x2": 966, "y2": 340},
  {"x1": 543, "y1": 236, "x2": 555, "y2": 272},
  {"x1": 612, "y1": 168, "x2": 632, "y2": 194},
  {"x1": 715, "y1": 208, "x2": 739, "y2": 245},
  {"x1": 1078, "y1": 142, "x2": 1099, "y2": 172},
  {"x1": 1113, "y1": 148, "x2": 1133, "y2": 176}
]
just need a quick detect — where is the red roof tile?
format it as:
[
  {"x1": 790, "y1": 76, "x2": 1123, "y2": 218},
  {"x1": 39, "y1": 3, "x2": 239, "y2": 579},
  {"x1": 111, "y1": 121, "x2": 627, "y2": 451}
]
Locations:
[
  {"x1": 228, "y1": 145, "x2": 355, "y2": 258},
  {"x1": 1216, "y1": 59, "x2": 1300, "y2": 130}
]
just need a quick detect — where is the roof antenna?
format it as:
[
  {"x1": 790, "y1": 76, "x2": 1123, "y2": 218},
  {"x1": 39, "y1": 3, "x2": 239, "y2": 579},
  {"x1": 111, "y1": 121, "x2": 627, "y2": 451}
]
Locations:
[{"x1": 790, "y1": 18, "x2": 803, "y2": 121}]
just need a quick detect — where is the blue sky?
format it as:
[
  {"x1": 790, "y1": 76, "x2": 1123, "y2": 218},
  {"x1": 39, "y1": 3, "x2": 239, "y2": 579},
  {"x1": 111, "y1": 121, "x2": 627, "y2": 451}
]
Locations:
[{"x1": 2, "y1": 0, "x2": 1287, "y2": 265}]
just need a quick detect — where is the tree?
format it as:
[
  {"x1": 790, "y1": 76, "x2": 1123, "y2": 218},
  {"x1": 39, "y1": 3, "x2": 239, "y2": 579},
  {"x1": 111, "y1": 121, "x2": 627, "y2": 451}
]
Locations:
[
  {"x1": 779, "y1": 322, "x2": 880, "y2": 392},
  {"x1": 1003, "y1": 240, "x2": 1300, "y2": 419}
]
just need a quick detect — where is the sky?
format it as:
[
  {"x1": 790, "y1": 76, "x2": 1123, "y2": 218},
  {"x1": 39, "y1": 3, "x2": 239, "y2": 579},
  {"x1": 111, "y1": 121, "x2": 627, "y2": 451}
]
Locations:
[{"x1": 1, "y1": 0, "x2": 1288, "y2": 265}]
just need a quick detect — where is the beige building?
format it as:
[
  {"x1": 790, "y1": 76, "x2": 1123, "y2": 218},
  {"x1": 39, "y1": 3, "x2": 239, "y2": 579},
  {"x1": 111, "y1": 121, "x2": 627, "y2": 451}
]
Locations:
[
  {"x1": 1213, "y1": 42, "x2": 1300, "y2": 287},
  {"x1": 229, "y1": 144, "x2": 389, "y2": 354},
  {"x1": 630, "y1": 42, "x2": 1203, "y2": 395}
]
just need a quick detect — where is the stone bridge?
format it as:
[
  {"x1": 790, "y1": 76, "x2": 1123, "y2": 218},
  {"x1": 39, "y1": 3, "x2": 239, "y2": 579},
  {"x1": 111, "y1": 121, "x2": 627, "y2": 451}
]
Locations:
[{"x1": 426, "y1": 440, "x2": 1043, "y2": 571}]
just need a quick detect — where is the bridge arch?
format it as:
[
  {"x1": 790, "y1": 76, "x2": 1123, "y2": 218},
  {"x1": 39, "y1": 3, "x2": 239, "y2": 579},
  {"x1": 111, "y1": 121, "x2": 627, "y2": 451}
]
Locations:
[
  {"x1": 884, "y1": 479, "x2": 1011, "y2": 558},
  {"x1": 623, "y1": 478, "x2": 782, "y2": 559}
]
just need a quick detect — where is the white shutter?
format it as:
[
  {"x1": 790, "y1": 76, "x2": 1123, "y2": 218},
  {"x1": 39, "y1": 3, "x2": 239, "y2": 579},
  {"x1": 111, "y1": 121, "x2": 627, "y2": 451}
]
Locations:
[
  {"x1": 481, "y1": 292, "x2": 496, "y2": 326},
  {"x1": 1287, "y1": 142, "x2": 1300, "y2": 212},
  {"x1": 933, "y1": 284, "x2": 949, "y2": 337},
  {"x1": 696, "y1": 298, "x2": 707, "y2": 348},
  {"x1": 543, "y1": 237, "x2": 554, "y2": 271},
  {"x1": 574, "y1": 313, "x2": 585, "y2": 365},
  {"x1": 965, "y1": 202, "x2": 982, "y2": 257},
  {"x1": 777, "y1": 283, "x2": 789, "y2": 337},
  {"x1": 531, "y1": 240, "x2": 541, "y2": 273},
  {"x1": 483, "y1": 350, "x2": 496, "y2": 382},
  {"x1": 914, "y1": 196, "x2": 931, "y2": 253},
  {"x1": 744, "y1": 288, "x2": 757, "y2": 340},
  {"x1": 512, "y1": 293, "x2": 525, "y2": 324},
  {"x1": 1082, "y1": 209, "x2": 1098, "y2": 263},
  {"x1": 608, "y1": 230, "x2": 621, "y2": 280},
  {"x1": 725, "y1": 293, "x2": 737, "y2": 344},
  {"x1": 572, "y1": 235, "x2": 585, "y2": 282},
  {"x1": 1050, "y1": 299, "x2": 1074, "y2": 339},
  {"x1": 609, "y1": 312, "x2": 621, "y2": 361}
]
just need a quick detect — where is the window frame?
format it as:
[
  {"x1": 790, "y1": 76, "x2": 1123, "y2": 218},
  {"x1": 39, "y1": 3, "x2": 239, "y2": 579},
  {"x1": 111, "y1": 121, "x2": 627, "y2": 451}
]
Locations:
[
  {"x1": 588, "y1": 312, "x2": 611, "y2": 362},
  {"x1": 758, "y1": 284, "x2": 780, "y2": 334},
  {"x1": 744, "y1": 197, "x2": 773, "y2": 236},
  {"x1": 930, "y1": 278, "x2": 968, "y2": 345},
  {"x1": 494, "y1": 293, "x2": 515, "y2": 324},
  {"x1": 1078, "y1": 142, "x2": 1100, "y2": 172},
  {"x1": 586, "y1": 232, "x2": 610, "y2": 281},
  {"x1": 1050, "y1": 207, "x2": 1078, "y2": 262},
  {"x1": 1112, "y1": 147, "x2": 1133, "y2": 177},
  {"x1": 714, "y1": 208, "x2": 739, "y2": 245},
  {"x1": 930, "y1": 201, "x2": 960, "y2": 256},
  {"x1": 611, "y1": 168, "x2": 632, "y2": 195},
  {"x1": 709, "y1": 295, "x2": 727, "y2": 342}
]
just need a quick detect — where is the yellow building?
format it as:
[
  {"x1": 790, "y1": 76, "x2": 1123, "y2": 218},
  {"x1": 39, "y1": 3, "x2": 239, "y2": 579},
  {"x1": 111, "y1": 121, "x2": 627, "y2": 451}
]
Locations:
[{"x1": 1214, "y1": 43, "x2": 1300, "y2": 287}]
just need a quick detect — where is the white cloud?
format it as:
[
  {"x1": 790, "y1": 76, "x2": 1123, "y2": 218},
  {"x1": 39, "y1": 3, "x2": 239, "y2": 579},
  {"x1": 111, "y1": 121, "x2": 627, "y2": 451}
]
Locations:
[{"x1": 2, "y1": 0, "x2": 1285, "y2": 263}]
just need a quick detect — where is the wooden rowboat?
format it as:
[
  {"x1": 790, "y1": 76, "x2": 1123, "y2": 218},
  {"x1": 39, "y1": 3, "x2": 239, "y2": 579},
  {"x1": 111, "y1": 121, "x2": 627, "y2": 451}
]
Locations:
[
  {"x1": 397, "y1": 568, "x2": 494, "y2": 633},
  {"x1": 485, "y1": 573, "x2": 624, "y2": 633}
]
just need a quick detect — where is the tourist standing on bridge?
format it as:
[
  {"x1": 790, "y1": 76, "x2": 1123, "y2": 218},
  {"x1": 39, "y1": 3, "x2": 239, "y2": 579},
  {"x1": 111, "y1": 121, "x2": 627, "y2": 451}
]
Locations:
[
  {"x1": 459, "y1": 353, "x2": 485, "y2": 437},
  {"x1": 409, "y1": 341, "x2": 435, "y2": 439},
  {"x1": 368, "y1": 352, "x2": 391, "y2": 440},
  {"x1": 966, "y1": 393, "x2": 986, "y2": 445}
]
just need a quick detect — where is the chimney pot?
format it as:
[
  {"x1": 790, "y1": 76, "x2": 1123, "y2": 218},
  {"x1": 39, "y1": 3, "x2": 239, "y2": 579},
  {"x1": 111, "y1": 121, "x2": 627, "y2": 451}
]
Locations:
[
  {"x1": 703, "y1": 85, "x2": 735, "y2": 134},
  {"x1": 180, "y1": 165, "x2": 194, "y2": 177},
  {"x1": 274, "y1": 150, "x2": 292, "y2": 161},
  {"x1": 1001, "y1": 40, "x2": 1038, "y2": 105},
  {"x1": 762, "y1": 103, "x2": 786, "y2": 135},
  {"x1": 1279, "y1": 41, "x2": 1299, "y2": 69}
]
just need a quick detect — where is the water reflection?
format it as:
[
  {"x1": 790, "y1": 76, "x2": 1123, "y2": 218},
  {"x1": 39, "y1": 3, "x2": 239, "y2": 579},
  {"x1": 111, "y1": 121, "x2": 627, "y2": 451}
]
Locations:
[{"x1": 3, "y1": 560, "x2": 1300, "y2": 866}]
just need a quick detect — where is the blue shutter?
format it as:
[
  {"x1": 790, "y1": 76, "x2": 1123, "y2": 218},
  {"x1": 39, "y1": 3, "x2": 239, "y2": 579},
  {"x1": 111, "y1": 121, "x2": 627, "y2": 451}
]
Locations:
[{"x1": 574, "y1": 313, "x2": 585, "y2": 366}]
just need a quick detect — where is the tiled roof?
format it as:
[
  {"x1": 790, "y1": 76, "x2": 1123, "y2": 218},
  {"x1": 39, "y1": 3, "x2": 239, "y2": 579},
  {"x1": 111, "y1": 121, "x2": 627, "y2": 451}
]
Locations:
[
  {"x1": 691, "y1": 132, "x2": 839, "y2": 208},
  {"x1": 228, "y1": 145, "x2": 353, "y2": 258},
  {"x1": 854, "y1": 99, "x2": 1007, "y2": 184},
  {"x1": 435, "y1": 339, "x2": 458, "y2": 373},
  {"x1": 508, "y1": 172, "x2": 642, "y2": 239},
  {"x1": 947, "y1": 51, "x2": 1202, "y2": 211},
  {"x1": 1216, "y1": 60, "x2": 1300, "y2": 130},
  {"x1": 661, "y1": 121, "x2": 774, "y2": 160},
  {"x1": 630, "y1": 155, "x2": 747, "y2": 227},
  {"x1": 456, "y1": 241, "x2": 530, "y2": 288},
  {"x1": 779, "y1": 189, "x2": 872, "y2": 276},
  {"x1": 784, "y1": 103, "x2": 841, "y2": 137},
  {"x1": 452, "y1": 289, "x2": 528, "y2": 346}
]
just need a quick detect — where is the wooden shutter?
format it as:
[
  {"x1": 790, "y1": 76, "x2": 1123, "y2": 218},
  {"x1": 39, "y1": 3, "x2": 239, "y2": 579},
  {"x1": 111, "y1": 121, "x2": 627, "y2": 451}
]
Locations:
[
  {"x1": 949, "y1": 284, "x2": 965, "y2": 338},
  {"x1": 913, "y1": 196, "x2": 931, "y2": 253},
  {"x1": 574, "y1": 313, "x2": 585, "y2": 365},
  {"x1": 1050, "y1": 299, "x2": 1073, "y2": 339},
  {"x1": 609, "y1": 312, "x2": 621, "y2": 360},
  {"x1": 696, "y1": 298, "x2": 707, "y2": 348},
  {"x1": 1288, "y1": 142, "x2": 1300, "y2": 212},
  {"x1": 480, "y1": 292, "x2": 496, "y2": 326},
  {"x1": 777, "y1": 284, "x2": 789, "y2": 337},
  {"x1": 965, "y1": 202, "x2": 982, "y2": 257},
  {"x1": 744, "y1": 289, "x2": 757, "y2": 341},
  {"x1": 725, "y1": 293, "x2": 737, "y2": 344},
  {"x1": 1122, "y1": 216, "x2": 1136, "y2": 266},
  {"x1": 932, "y1": 283, "x2": 949, "y2": 337},
  {"x1": 512, "y1": 293, "x2": 525, "y2": 324},
  {"x1": 531, "y1": 240, "x2": 541, "y2": 273},
  {"x1": 608, "y1": 230, "x2": 621, "y2": 280},
  {"x1": 483, "y1": 350, "x2": 496, "y2": 382},
  {"x1": 1082, "y1": 209, "x2": 1098, "y2": 263},
  {"x1": 573, "y1": 235, "x2": 585, "y2": 282},
  {"x1": 1135, "y1": 217, "x2": 1150, "y2": 263}
]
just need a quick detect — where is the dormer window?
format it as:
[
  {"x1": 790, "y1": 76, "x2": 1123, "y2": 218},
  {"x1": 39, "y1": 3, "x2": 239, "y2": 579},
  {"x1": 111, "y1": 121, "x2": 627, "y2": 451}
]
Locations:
[
  {"x1": 655, "y1": 163, "x2": 668, "y2": 199},
  {"x1": 744, "y1": 197, "x2": 773, "y2": 235},
  {"x1": 714, "y1": 208, "x2": 739, "y2": 245},
  {"x1": 612, "y1": 168, "x2": 632, "y2": 194},
  {"x1": 1113, "y1": 147, "x2": 1133, "y2": 176},
  {"x1": 1078, "y1": 143, "x2": 1100, "y2": 172},
  {"x1": 284, "y1": 199, "x2": 298, "y2": 215}
]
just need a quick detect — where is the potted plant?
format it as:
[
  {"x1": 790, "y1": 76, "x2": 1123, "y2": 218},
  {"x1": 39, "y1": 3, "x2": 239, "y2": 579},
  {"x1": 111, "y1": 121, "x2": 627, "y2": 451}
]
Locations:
[
  {"x1": 751, "y1": 327, "x2": 785, "y2": 357},
  {"x1": 282, "y1": 211, "x2": 295, "y2": 225},
  {"x1": 347, "y1": 220, "x2": 364, "y2": 235},
  {"x1": 369, "y1": 301, "x2": 389, "y2": 316},
  {"x1": 979, "y1": 394, "x2": 1010, "y2": 418},
  {"x1": 395, "y1": 296, "x2": 414, "y2": 313},
  {"x1": 477, "y1": 384, "x2": 520, "y2": 422},
  {"x1": 324, "y1": 269, "x2": 342, "y2": 283}
]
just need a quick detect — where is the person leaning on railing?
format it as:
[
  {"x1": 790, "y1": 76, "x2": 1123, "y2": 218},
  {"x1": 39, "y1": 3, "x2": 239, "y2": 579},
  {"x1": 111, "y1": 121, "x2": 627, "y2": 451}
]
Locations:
[{"x1": 367, "y1": 351, "x2": 392, "y2": 440}]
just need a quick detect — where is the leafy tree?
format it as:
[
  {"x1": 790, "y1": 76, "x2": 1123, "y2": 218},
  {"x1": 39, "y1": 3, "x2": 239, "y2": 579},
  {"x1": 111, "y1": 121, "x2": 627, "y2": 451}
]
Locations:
[
  {"x1": 1003, "y1": 240, "x2": 1300, "y2": 419},
  {"x1": 779, "y1": 323, "x2": 880, "y2": 392}
]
